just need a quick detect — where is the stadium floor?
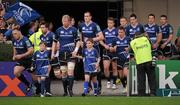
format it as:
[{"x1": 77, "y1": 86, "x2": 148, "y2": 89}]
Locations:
[
  {"x1": 0, "y1": 97, "x2": 180, "y2": 105},
  {"x1": 50, "y1": 80, "x2": 126, "y2": 96},
  {"x1": 1, "y1": 80, "x2": 180, "y2": 105}
]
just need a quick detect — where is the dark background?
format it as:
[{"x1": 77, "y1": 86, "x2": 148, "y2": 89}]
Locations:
[
  {"x1": 23, "y1": 1, "x2": 123, "y2": 31},
  {"x1": 1, "y1": 1, "x2": 123, "y2": 80}
]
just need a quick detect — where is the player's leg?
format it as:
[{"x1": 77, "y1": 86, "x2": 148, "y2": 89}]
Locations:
[
  {"x1": 122, "y1": 66, "x2": 128, "y2": 93},
  {"x1": 117, "y1": 59, "x2": 126, "y2": 88},
  {"x1": 41, "y1": 76, "x2": 46, "y2": 96},
  {"x1": 14, "y1": 65, "x2": 31, "y2": 91},
  {"x1": 111, "y1": 60, "x2": 118, "y2": 89},
  {"x1": 60, "y1": 65, "x2": 68, "y2": 96},
  {"x1": 91, "y1": 74, "x2": 98, "y2": 96},
  {"x1": 45, "y1": 65, "x2": 52, "y2": 96},
  {"x1": 67, "y1": 61, "x2": 75, "y2": 97},
  {"x1": 53, "y1": 57, "x2": 61, "y2": 79},
  {"x1": 103, "y1": 59, "x2": 111, "y2": 88},
  {"x1": 31, "y1": 73, "x2": 41, "y2": 95},
  {"x1": 82, "y1": 73, "x2": 90, "y2": 96}
]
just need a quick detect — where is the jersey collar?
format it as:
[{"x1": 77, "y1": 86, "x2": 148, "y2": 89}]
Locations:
[
  {"x1": 85, "y1": 21, "x2": 92, "y2": 27},
  {"x1": 107, "y1": 27, "x2": 115, "y2": 32}
]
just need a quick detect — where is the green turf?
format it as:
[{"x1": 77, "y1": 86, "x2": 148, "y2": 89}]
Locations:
[{"x1": 0, "y1": 96, "x2": 180, "y2": 105}]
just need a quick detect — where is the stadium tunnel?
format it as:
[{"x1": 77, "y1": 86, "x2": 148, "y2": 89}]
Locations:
[
  {"x1": 20, "y1": 0, "x2": 124, "y2": 80},
  {"x1": 22, "y1": 0, "x2": 123, "y2": 30}
]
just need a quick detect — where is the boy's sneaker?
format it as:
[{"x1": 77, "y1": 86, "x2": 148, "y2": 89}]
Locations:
[
  {"x1": 46, "y1": 92, "x2": 52, "y2": 96},
  {"x1": 111, "y1": 84, "x2": 117, "y2": 89},
  {"x1": 40, "y1": 94, "x2": 45, "y2": 97},
  {"x1": 106, "y1": 82, "x2": 111, "y2": 89},
  {"x1": 26, "y1": 84, "x2": 32, "y2": 93}
]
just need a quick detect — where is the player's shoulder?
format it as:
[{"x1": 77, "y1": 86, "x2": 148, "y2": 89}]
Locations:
[
  {"x1": 56, "y1": 26, "x2": 63, "y2": 31},
  {"x1": 167, "y1": 24, "x2": 173, "y2": 28},
  {"x1": 91, "y1": 22, "x2": 99, "y2": 26},
  {"x1": 126, "y1": 24, "x2": 131, "y2": 29},
  {"x1": 22, "y1": 36, "x2": 30, "y2": 41},
  {"x1": 144, "y1": 24, "x2": 148, "y2": 27},
  {"x1": 79, "y1": 22, "x2": 85, "y2": 27},
  {"x1": 70, "y1": 26, "x2": 77, "y2": 31},
  {"x1": 45, "y1": 50, "x2": 51, "y2": 54},
  {"x1": 125, "y1": 36, "x2": 131, "y2": 41},
  {"x1": 34, "y1": 50, "x2": 40, "y2": 55},
  {"x1": 49, "y1": 31, "x2": 55, "y2": 35},
  {"x1": 92, "y1": 48, "x2": 98, "y2": 53}
]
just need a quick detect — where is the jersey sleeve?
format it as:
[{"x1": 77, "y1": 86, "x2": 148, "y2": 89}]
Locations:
[
  {"x1": 73, "y1": 27, "x2": 80, "y2": 41},
  {"x1": 95, "y1": 24, "x2": 102, "y2": 35},
  {"x1": 25, "y1": 38, "x2": 33, "y2": 48},
  {"x1": 54, "y1": 29, "x2": 60, "y2": 42},
  {"x1": 169, "y1": 25, "x2": 173, "y2": 35},
  {"x1": 157, "y1": 25, "x2": 162, "y2": 34},
  {"x1": 78, "y1": 23, "x2": 82, "y2": 33}
]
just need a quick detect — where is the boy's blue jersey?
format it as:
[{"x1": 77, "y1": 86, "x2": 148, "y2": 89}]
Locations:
[
  {"x1": 112, "y1": 36, "x2": 130, "y2": 59},
  {"x1": 40, "y1": 31, "x2": 55, "y2": 47},
  {"x1": 126, "y1": 23, "x2": 144, "y2": 39},
  {"x1": 55, "y1": 26, "x2": 78, "y2": 53},
  {"x1": 103, "y1": 27, "x2": 118, "y2": 46},
  {"x1": 33, "y1": 50, "x2": 50, "y2": 75},
  {"x1": 160, "y1": 24, "x2": 173, "y2": 41},
  {"x1": 83, "y1": 48, "x2": 99, "y2": 72},
  {"x1": 144, "y1": 24, "x2": 161, "y2": 44},
  {"x1": 13, "y1": 36, "x2": 33, "y2": 55},
  {"x1": 79, "y1": 21, "x2": 102, "y2": 46}
]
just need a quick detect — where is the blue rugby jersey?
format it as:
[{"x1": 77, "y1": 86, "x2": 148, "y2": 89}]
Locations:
[
  {"x1": 54, "y1": 26, "x2": 78, "y2": 53},
  {"x1": 13, "y1": 36, "x2": 33, "y2": 55},
  {"x1": 144, "y1": 24, "x2": 161, "y2": 44},
  {"x1": 79, "y1": 21, "x2": 102, "y2": 46},
  {"x1": 82, "y1": 48, "x2": 100, "y2": 72},
  {"x1": 33, "y1": 50, "x2": 50, "y2": 75},
  {"x1": 160, "y1": 24, "x2": 173, "y2": 42},
  {"x1": 40, "y1": 31, "x2": 55, "y2": 48},
  {"x1": 103, "y1": 27, "x2": 118, "y2": 47},
  {"x1": 126, "y1": 23, "x2": 144, "y2": 39},
  {"x1": 112, "y1": 36, "x2": 131, "y2": 59}
]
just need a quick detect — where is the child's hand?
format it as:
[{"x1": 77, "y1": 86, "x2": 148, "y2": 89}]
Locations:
[{"x1": 95, "y1": 63, "x2": 99, "y2": 70}]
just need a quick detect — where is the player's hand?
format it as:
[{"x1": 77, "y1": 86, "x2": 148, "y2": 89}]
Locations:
[
  {"x1": 109, "y1": 47, "x2": 114, "y2": 52},
  {"x1": 80, "y1": 41, "x2": 84, "y2": 47},
  {"x1": 12, "y1": 56, "x2": 16, "y2": 61},
  {"x1": 124, "y1": 47, "x2": 129, "y2": 52},
  {"x1": 51, "y1": 54, "x2": 55, "y2": 60},
  {"x1": 161, "y1": 43, "x2": 166, "y2": 49},
  {"x1": 72, "y1": 51, "x2": 77, "y2": 57},
  {"x1": 153, "y1": 43, "x2": 158, "y2": 49},
  {"x1": 104, "y1": 45, "x2": 110, "y2": 50},
  {"x1": 30, "y1": 66, "x2": 34, "y2": 72}
]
